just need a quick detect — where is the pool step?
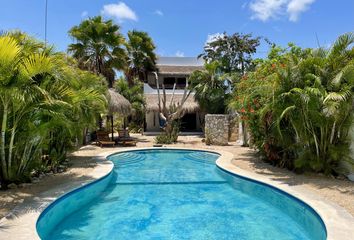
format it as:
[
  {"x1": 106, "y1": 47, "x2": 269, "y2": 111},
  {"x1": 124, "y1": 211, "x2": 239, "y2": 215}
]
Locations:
[
  {"x1": 112, "y1": 153, "x2": 146, "y2": 166},
  {"x1": 114, "y1": 180, "x2": 228, "y2": 185},
  {"x1": 183, "y1": 152, "x2": 216, "y2": 165}
]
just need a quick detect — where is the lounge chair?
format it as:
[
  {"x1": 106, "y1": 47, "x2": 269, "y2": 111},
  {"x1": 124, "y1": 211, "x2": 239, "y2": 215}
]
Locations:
[
  {"x1": 117, "y1": 129, "x2": 137, "y2": 146},
  {"x1": 96, "y1": 131, "x2": 115, "y2": 147}
]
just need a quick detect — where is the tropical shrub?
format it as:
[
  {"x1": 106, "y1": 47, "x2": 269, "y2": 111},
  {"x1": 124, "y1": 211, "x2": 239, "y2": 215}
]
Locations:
[
  {"x1": 230, "y1": 33, "x2": 354, "y2": 175},
  {"x1": 189, "y1": 61, "x2": 230, "y2": 114},
  {"x1": 154, "y1": 120, "x2": 180, "y2": 144},
  {"x1": 115, "y1": 77, "x2": 145, "y2": 129},
  {"x1": 154, "y1": 134, "x2": 173, "y2": 144},
  {"x1": 0, "y1": 33, "x2": 106, "y2": 185},
  {"x1": 197, "y1": 32, "x2": 261, "y2": 145}
]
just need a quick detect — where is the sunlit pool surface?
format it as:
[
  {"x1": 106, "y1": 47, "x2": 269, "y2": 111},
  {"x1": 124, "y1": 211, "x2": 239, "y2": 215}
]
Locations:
[{"x1": 37, "y1": 149, "x2": 326, "y2": 240}]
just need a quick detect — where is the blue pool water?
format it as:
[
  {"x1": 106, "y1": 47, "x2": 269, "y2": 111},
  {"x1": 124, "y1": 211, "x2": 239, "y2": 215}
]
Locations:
[{"x1": 37, "y1": 149, "x2": 326, "y2": 240}]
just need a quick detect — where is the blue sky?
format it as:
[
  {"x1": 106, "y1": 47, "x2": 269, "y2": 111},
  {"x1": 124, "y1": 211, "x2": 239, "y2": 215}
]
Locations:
[{"x1": 1, "y1": 0, "x2": 353, "y2": 58}]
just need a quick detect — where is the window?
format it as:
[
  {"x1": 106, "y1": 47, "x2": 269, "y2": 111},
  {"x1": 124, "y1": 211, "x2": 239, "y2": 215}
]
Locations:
[
  {"x1": 163, "y1": 77, "x2": 176, "y2": 89},
  {"x1": 163, "y1": 77, "x2": 175, "y2": 85},
  {"x1": 177, "y1": 77, "x2": 186, "y2": 88},
  {"x1": 163, "y1": 77, "x2": 187, "y2": 89}
]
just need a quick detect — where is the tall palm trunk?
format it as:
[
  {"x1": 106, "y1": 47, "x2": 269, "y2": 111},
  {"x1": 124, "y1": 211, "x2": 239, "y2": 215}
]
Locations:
[
  {"x1": 1, "y1": 102, "x2": 9, "y2": 180},
  {"x1": 7, "y1": 123, "x2": 17, "y2": 176}
]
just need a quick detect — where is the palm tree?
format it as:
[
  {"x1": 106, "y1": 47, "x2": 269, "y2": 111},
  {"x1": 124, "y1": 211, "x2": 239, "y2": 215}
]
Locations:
[
  {"x1": 125, "y1": 30, "x2": 157, "y2": 85},
  {"x1": 68, "y1": 16, "x2": 127, "y2": 88},
  {"x1": 116, "y1": 77, "x2": 145, "y2": 113},
  {"x1": 230, "y1": 33, "x2": 354, "y2": 174},
  {"x1": 0, "y1": 32, "x2": 106, "y2": 185},
  {"x1": 274, "y1": 33, "x2": 354, "y2": 174},
  {"x1": 115, "y1": 77, "x2": 145, "y2": 130},
  {"x1": 189, "y1": 61, "x2": 230, "y2": 114},
  {"x1": 0, "y1": 34, "x2": 57, "y2": 181}
]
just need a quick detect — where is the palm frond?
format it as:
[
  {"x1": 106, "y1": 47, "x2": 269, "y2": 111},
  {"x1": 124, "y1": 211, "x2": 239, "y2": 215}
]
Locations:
[{"x1": 324, "y1": 90, "x2": 352, "y2": 103}]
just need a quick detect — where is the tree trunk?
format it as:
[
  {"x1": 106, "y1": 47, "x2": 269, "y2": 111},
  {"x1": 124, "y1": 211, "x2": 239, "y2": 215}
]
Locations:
[
  {"x1": 1, "y1": 103, "x2": 8, "y2": 180},
  {"x1": 7, "y1": 123, "x2": 17, "y2": 176},
  {"x1": 240, "y1": 58, "x2": 249, "y2": 147},
  {"x1": 165, "y1": 121, "x2": 173, "y2": 136},
  {"x1": 82, "y1": 127, "x2": 87, "y2": 145},
  {"x1": 241, "y1": 120, "x2": 249, "y2": 147},
  {"x1": 110, "y1": 115, "x2": 114, "y2": 141}
]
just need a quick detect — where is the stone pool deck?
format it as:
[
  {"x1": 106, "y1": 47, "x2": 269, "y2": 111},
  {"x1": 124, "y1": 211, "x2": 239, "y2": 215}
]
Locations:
[{"x1": 0, "y1": 135, "x2": 353, "y2": 239}]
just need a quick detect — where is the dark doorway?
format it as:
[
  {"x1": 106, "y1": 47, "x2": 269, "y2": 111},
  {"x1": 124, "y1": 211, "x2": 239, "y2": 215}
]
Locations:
[{"x1": 180, "y1": 113, "x2": 197, "y2": 131}]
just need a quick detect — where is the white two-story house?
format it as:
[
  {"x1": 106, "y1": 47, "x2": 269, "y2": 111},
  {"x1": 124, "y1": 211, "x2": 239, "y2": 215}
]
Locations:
[{"x1": 144, "y1": 57, "x2": 204, "y2": 133}]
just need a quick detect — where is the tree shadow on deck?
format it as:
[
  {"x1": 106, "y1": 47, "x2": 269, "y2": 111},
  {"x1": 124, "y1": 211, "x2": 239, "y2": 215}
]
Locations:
[
  {"x1": 0, "y1": 147, "x2": 114, "y2": 223},
  {"x1": 232, "y1": 149, "x2": 354, "y2": 196}
]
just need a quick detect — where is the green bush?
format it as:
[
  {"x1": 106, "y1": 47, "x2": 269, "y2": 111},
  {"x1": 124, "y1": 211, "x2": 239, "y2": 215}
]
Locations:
[
  {"x1": 230, "y1": 33, "x2": 354, "y2": 175},
  {"x1": 155, "y1": 134, "x2": 174, "y2": 144},
  {"x1": 155, "y1": 120, "x2": 180, "y2": 144},
  {"x1": 128, "y1": 122, "x2": 143, "y2": 133},
  {"x1": 0, "y1": 33, "x2": 106, "y2": 185}
]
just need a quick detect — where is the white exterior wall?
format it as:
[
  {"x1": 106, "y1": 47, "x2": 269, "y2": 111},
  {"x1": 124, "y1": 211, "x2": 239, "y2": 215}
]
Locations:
[
  {"x1": 145, "y1": 111, "x2": 160, "y2": 131},
  {"x1": 147, "y1": 72, "x2": 161, "y2": 86},
  {"x1": 144, "y1": 64, "x2": 201, "y2": 132}
]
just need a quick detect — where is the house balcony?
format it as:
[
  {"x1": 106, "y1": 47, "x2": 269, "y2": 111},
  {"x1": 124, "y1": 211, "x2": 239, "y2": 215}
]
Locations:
[{"x1": 143, "y1": 83, "x2": 191, "y2": 95}]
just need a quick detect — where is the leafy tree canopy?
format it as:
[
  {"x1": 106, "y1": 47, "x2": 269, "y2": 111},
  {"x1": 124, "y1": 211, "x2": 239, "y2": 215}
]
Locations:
[
  {"x1": 199, "y1": 32, "x2": 260, "y2": 74},
  {"x1": 126, "y1": 30, "x2": 157, "y2": 85},
  {"x1": 189, "y1": 61, "x2": 230, "y2": 114},
  {"x1": 68, "y1": 16, "x2": 127, "y2": 88}
]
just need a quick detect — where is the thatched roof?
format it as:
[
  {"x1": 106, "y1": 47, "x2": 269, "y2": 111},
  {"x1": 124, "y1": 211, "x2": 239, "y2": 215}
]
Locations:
[
  {"x1": 157, "y1": 65, "x2": 204, "y2": 75},
  {"x1": 145, "y1": 94, "x2": 199, "y2": 113},
  {"x1": 107, "y1": 89, "x2": 131, "y2": 115}
]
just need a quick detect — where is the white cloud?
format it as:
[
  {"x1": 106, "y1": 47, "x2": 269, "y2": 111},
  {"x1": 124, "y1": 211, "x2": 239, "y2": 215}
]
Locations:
[
  {"x1": 175, "y1": 51, "x2": 185, "y2": 57},
  {"x1": 249, "y1": 0, "x2": 287, "y2": 21},
  {"x1": 206, "y1": 33, "x2": 225, "y2": 44},
  {"x1": 287, "y1": 0, "x2": 315, "y2": 22},
  {"x1": 154, "y1": 10, "x2": 163, "y2": 16},
  {"x1": 249, "y1": 0, "x2": 315, "y2": 22},
  {"x1": 101, "y1": 2, "x2": 138, "y2": 22},
  {"x1": 81, "y1": 11, "x2": 88, "y2": 18}
]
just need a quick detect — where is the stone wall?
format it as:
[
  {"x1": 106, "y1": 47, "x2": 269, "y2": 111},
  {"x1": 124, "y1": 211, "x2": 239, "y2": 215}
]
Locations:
[
  {"x1": 229, "y1": 115, "x2": 239, "y2": 142},
  {"x1": 205, "y1": 114, "x2": 229, "y2": 145}
]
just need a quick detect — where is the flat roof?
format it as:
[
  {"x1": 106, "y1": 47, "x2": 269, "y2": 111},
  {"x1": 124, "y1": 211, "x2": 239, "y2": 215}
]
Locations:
[{"x1": 157, "y1": 57, "x2": 204, "y2": 66}]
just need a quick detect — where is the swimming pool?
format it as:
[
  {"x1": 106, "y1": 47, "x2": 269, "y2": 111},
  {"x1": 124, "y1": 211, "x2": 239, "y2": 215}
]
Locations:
[{"x1": 37, "y1": 149, "x2": 327, "y2": 240}]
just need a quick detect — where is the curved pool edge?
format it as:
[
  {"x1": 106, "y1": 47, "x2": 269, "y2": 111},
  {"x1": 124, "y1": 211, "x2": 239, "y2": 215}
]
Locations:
[
  {"x1": 214, "y1": 149, "x2": 354, "y2": 240},
  {"x1": 35, "y1": 158, "x2": 115, "y2": 238},
  {"x1": 0, "y1": 151, "x2": 115, "y2": 240},
  {"x1": 1, "y1": 147, "x2": 353, "y2": 240}
]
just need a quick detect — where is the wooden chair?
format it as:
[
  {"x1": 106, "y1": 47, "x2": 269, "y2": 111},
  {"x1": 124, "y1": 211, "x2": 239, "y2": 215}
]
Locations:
[
  {"x1": 117, "y1": 129, "x2": 137, "y2": 146},
  {"x1": 96, "y1": 131, "x2": 115, "y2": 147}
]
